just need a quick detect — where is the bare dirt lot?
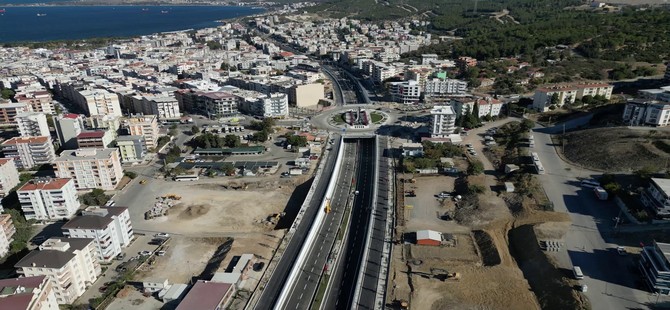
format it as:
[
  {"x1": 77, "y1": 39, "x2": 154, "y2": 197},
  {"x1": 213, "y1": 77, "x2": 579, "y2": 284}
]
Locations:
[{"x1": 563, "y1": 127, "x2": 670, "y2": 172}]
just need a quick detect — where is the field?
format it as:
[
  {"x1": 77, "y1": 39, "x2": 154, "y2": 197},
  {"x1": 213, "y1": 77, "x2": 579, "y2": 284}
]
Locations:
[{"x1": 562, "y1": 127, "x2": 670, "y2": 172}]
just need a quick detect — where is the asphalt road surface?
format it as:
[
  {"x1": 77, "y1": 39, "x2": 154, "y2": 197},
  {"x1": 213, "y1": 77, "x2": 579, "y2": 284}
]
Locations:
[
  {"x1": 281, "y1": 140, "x2": 357, "y2": 309},
  {"x1": 331, "y1": 137, "x2": 377, "y2": 309},
  {"x1": 255, "y1": 135, "x2": 342, "y2": 309}
]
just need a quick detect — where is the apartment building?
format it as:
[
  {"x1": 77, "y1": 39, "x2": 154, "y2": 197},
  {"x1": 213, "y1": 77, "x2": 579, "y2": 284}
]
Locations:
[
  {"x1": 53, "y1": 148, "x2": 123, "y2": 191},
  {"x1": 0, "y1": 102, "x2": 31, "y2": 125},
  {"x1": 622, "y1": 99, "x2": 670, "y2": 127},
  {"x1": 641, "y1": 177, "x2": 670, "y2": 218},
  {"x1": 16, "y1": 112, "x2": 50, "y2": 137},
  {"x1": 430, "y1": 105, "x2": 457, "y2": 138},
  {"x1": 0, "y1": 158, "x2": 20, "y2": 198},
  {"x1": 0, "y1": 136, "x2": 56, "y2": 170},
  {"x1": 288, "y1": 83, "x2": 324, "y2": 108},
  {"x1": 639, "y1": 86, "x2": 670, "y2": 103},
  {"x1": 239, "y1": 93, "x2": 289, "y2": 118},
  {"x1": 62, "y1": 206, "x2": 133, "y2": 263},
  {"x1": 389, "y1": 80, "x2": 421, "y2": 104},
  {"x1": 54, "y1": 114, "x2": 84, "y2": 150},
  {"x1": 639, "y1": 241, "x2": 670, "y2": 295},
  {"x1": 116, "y1": 135, "x2": 147, "y2": 163},
  {"x1": 423, "y1": 78, "x2": 468, "y2": 97},
  {"x1": 0, "y1": 214, "x2": 16, "y2": 258},
  {"x1": 123, "y1": 114, "x2": 159, "y2": 150},
  {"x1": 15, "y1": 238, "x2": 101, "y2": 305},
  {"x1": 532, "y1": 83, "x2": 614, "y2": 111},
  {"x1": 452, "y1": 97, "x2": 504, "y2": 118},
  {"x1": 17, "y1": 178, "x2": 80, "y2": 221},
  {"x1": 664, "y1": 63, "x2": 670, "y2": 82},
  {"x1": 62, "y1": 85, "x2": 122, "y2": 117},
  {"x1": 76, "y1": 131, "x2": 113, "y2": 149},
  {"x1": 0, "y1": 276, "x2": 59, "y2": 310},
  {"x1": 201, "y1": 92, "x2": 240, "y2": 118},
  {"x1": 142, "y1": 96, "x2": 181, "y2": 120},
  {"x1": 372, "y1": 63, "x2": 396, "y2": 84},
  {"x1": 14, "y1": 90, "x2": 54, "y2": 115}
]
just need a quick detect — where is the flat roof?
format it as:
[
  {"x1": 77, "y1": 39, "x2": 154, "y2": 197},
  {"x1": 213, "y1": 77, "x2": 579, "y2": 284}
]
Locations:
[
  {"x1": 416, "y1": 230, "x2": 441, "y2": 241},
  {"x1": 55, "y1": 148, "x2": 117, "y2": 161},
  {"x1": 18, "y1": 178, "x2": 72, "y2": 192},
  {"x1": 652, "y1": 178, "x2": 670, "y2": 196},
  {"x1": 77, "y1": 131, "x2": 106, "y2": 139},
  {"x1": 1, "y1": 136, "x2": 49, "y2": 145}
]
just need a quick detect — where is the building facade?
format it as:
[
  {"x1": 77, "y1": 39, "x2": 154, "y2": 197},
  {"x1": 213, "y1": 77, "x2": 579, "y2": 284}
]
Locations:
[
  {"x1": 0, "y1": 136, "x2": 56, "y2": 170},
  {"x1": 0, "y1": 102, "x2": 31, "y2": 126},
  {"x1": 76, "y1": 131, "x2": 114, "y2": 149},
  {"x1": 430, "y1": 105, "x2": 457, "y2": 138},
  {"x1": 123, "y1": 114, "x2": 159, "y2": 150},
  {"x1": 62, "y1": 206, "x2": 133, "y2": 263},
  {"x1": 0, "y1": 214, "x2": 16, "y2": 258},
  {"x1": 240, "y1": 93, "x2": 289, "y2": 118},
  {"x1": 622, "y1": 99, "x2": 670, "y2": 127},
  {"x1": 389, "y1": 80, "x2": 421, "y2": 104},
  {"x1": 61, "y1": 86, "x2": 122, "y2": 117},
  {"x1": 0, "y1": 276, "x2": 59, "y2": 310},
  {"x1": 423, "y1": 78, "x2": 468, "y2": 97},
  {"x1": 17, "y1": 178, "x2": 80, "y2": 221},
  {"x1": 15, "y1": 238, "x2": 101, "y2": 305},
  {"x1": 16, "y1": 112, "x2": 50, "y2": 137},
  {"x1": 288, "y1": 83, "x2": 324, "y2": 108},
  {"x1": 116, "y1": 135, "x2": 147, "y2": 163},
  {"x1": 532, "y1": 83, "x2": 614, "y2": 111},
  {"x1": 54, "y1": 114, "x2": 85, "y2": 150},
  {"x1": 639, "y1": 241, "x2": 670, "y2": 295},
  {"x1": 0, "y1": 158, "x2": 20, "y2": 198},
  {"x1": 53, "y1": 148, "x2": 123, "y2": 191}
]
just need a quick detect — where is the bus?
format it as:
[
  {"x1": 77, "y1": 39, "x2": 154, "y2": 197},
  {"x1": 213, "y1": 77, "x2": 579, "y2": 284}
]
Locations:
[
  {"x1": 173, "y1": 174, "x2": 199, "y2": 181},
  {"x1": 580, "y1": 179, "x2": 600, "y2": 188}
]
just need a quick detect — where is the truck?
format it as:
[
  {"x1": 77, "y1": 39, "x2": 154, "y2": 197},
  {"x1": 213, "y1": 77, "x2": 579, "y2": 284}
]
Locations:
[{"x1": 594, "y1": 186, "x2": 608, "y2": 200}]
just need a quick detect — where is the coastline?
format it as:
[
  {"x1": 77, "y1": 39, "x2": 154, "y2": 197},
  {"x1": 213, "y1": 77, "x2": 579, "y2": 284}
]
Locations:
[{"x1": 0, "y1": 3, "x2": 269, "y2": 8}]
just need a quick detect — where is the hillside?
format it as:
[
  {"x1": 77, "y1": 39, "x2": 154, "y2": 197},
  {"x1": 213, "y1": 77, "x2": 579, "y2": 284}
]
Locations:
[{"x1": 562, "y1": 127, "x2": 670, "y2": 172}]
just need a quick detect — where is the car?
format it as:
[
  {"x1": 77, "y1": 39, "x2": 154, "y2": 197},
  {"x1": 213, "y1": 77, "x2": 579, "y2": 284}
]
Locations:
[
  {"x1": 116, "y1": 253, "x2": 126, "y2": 260},
  {"x1": 31, "y1": 236, "x2": 46, "y2": 244},
  {"x1": 617, "y1": 246, "x2": 627, "y2": 256},
  {"x1": 465, "y1": 144, "x2": 473, "y2": 148},
  {"x1": 99, "y1": 286, "x2": 108, "y2": 293},
  {"x1": 115, "y1": 264, "x2": 127, "y2": 272},
  {"x1": 437, "y1": 192, "x2": 451, "y2": 199},
  {"x1": 157, "y1": 250, "x2": 166, "y2": 256},
  {"x1": 139, "y1": 179, "x2": 147, "y2": 185},
  {"x1": 469, "y1": 152, "x2": 478, "y2": 156},
  {"x1": 154, "y1": 233, "x2": 170, "y2": 238},
  {"x1": 139, "y1": 250, "x2": 152, "y2": 256}
]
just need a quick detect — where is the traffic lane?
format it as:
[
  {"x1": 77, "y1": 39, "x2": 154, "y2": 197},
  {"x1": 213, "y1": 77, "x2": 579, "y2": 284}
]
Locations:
[
  {"x1": 256, "y1": 137, "x2": 342, "y2": 308},
  {"x1": 336, "y1": 139, "x2": 375, "y2": 309},
  {"x1": 283, "y1": 144, "x2": 354, "y2": 309}
]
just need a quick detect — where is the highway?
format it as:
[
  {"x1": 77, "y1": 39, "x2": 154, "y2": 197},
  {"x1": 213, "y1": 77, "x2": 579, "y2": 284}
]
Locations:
[
  {"x1": 327, "y1": 137, "x2": 378, "y2": 309},
  {"x1": 280, "y1": 140, "x2": 357, "y2": 310},
  {"x1": 254, "y1": 134, "x2": 342, "y2": 309}
]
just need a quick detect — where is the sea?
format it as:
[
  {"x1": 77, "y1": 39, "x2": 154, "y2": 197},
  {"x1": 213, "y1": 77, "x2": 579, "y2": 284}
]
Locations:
[{"x1": 0, "y1": 5, "x2": 262, "y2": 43}]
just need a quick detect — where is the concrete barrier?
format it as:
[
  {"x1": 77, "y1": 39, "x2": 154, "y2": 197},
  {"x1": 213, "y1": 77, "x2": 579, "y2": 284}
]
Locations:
[{"x1": 274, "y1": 136, "x2": 346, "y2": 310}]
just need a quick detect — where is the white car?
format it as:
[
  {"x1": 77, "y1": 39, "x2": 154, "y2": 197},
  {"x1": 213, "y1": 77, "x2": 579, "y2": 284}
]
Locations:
[
  {"x1": 139, "y1": 250, "x2": 152, "y2": 256},
  {"x1": 157, "y1": 250, "x2": 166, "y2": 256},
  {"x1": 154, "y1": 233, "x2": 170, "y2": 238},
  {"x1": 616, "y1": 246, "x2": 626, "y2": 256}
]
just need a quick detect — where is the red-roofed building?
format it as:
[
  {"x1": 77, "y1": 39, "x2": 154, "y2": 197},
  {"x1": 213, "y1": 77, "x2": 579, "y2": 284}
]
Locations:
[
  {"x1": 0, "y1": 136, "x2": 56, "y2": 169},
  {"x1": 17, "y1": 178, "x2": 80, "y2": 221},
  {"x1": 76, "y1": 131, "x2": 113, "y2": 149},
  {"x1": 0, "y1": 276, "x2": 58, "y2": 310},
  {"x1": 176, "y1": 280, "x2": 235, "y2": 310}
]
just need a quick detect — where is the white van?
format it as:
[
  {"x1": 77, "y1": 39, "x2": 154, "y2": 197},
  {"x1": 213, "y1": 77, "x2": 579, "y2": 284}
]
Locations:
[
  {"x1": 573, "y1": 266, "x2": 584, "y2": 280},
  {"x1": 580, "y1": 179, "x2": 600, "y2": 189}
]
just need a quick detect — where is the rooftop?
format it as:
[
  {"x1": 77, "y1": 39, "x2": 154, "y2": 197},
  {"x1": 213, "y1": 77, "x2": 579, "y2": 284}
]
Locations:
[
  {"x1": 62, "y1": 207, "x2": 127, "y2": 230},
  {"x1": 416, "y1": 230, "x2": 442, "y2": 241},
  {"x1": 18, "y1": 178, "x2": 72, "y2": 192},
  {"x1": 430, "y1": 105, "x2": 455, "y2": 115},
  {"x1": 652, "y1": 178, "x2": 670, "y2": 196},
  {"x1": 176, "y1": 280, "x2": 233, "y2": 310},
  {"x1": 77, "y1": 131, "x2": 106, "y2": 139},
  {"x1": 55, "y1": 148, "x2": 117, "y2": 161},
  {"x1": 1, "y1": 136, "x2": 50, "y2": 145}
]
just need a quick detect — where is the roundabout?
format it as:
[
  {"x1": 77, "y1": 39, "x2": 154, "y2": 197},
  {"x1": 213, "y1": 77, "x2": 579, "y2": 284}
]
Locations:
[{"x1": 312, "y1": 104, "x2": 396, "y2": 132}]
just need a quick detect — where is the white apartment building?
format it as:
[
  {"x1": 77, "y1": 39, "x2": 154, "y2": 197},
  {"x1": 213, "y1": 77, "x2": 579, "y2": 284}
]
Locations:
[
  {"x1": 62, "y1": 206, "x2": 133, "y2": 263},
  {"x1": 54, "y1": 114, "x2": 84, "y2": 150},
  {"x1": 239, "y1": 93, "x2": 289, "y2": 118},
  {"x1": 389, "y1": 80, "x2": 421, "y2": 104},
  {"x1": 423, "y1": 78, "x2": 468, "y2": 97},
  {"x1": 288, "y1": 83, "x2": 324, "y2": 107},
  {"x1": 532, "y1": 83, "x2": 613, "y2": 111},
  {"x1": 430, "y1": 105, "x2": 457, "y2": 138},
  {"x1": 452, "y1": 97, "x2": 504, "y2": 118},
  {"x1": 639, "y1": 86, "x2": 670, "y2": 103},
  {"x1": 623, "y1": 99, "x2": 670, "y2": 127},
  {"x1": 372, "y1": 63, "x2": 396, "y2": 84},
  {"x1": 74, "y1": 88, "x2": 122, "y2": 117},
  {"x1": 17, "y1": 178, "x2": 80, "y2": 221},
  {"x1": 201, "y1": 92, "x2": 240, "y2": 118},
  {"x1": 0, "y1": 214, "x2": 16, "y2": 258},
  {"x1": 0, "y1": 136, "x2": 56, "y2": 170},
  {"x1": 14, "y1": 90, "x2": 54, "y2": 115},
  {"x1": 132, "y1": 96, "x2": 181, "y2": 120},
  {"x1": 16, "y1": 112, "x2": 50, "y2": 137},
  {"x1": 0, "y1": 102, "x2": 31, "y2": 125},
  {"x1": 15, "y1": 238, "x2": 101, "y2": 305},
  {"x1": 123, "y1": 114, "x2": 159, "y2": 150},
  {"x1": 0, "y1": 158, "x2": 20, "y2": 198},
  {"x1": 53, "y1": 148, "x2": 123, "y2": 191},
  {"x1": 0, "y1": 276, "x2": 59, "y2": 310}
]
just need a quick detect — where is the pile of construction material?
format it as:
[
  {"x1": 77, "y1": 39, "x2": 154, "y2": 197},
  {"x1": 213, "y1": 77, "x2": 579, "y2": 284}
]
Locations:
[{"x1": 145, "y1": 195, "x2": 181, "y2": 220}]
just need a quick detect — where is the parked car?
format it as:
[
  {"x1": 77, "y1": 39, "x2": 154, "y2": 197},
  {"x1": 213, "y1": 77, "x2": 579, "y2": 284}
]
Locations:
[
  {"x1": 437, "y1": 192, "x2": 451, "y2": 199},
  {"x1": 115, "y1": 253, "x2": 126, "y2": 260},
  {"x1": 139, "y1": 250, "x2": 152, "y2": 256},
  {"x1": 31, "y1": 236, "x2": 46, "y2": 245},
  {"x1": 617, "y1": 246, "x2": 627, "y2": 256},
  {"x1": 154, "y1": 233, "x2": 170, "y2": 238},
  {"x1": 157, "y1": 250, "x2": 166, "y2": 256}
]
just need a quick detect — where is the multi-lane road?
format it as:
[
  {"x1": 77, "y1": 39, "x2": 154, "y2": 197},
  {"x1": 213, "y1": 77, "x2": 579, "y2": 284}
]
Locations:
[
  {"x1": 255, "y1": 135, "x2": 342, "y2": 309},
  {"x1": 280, "y1": 140, "x2": 356, "y2": 309}
]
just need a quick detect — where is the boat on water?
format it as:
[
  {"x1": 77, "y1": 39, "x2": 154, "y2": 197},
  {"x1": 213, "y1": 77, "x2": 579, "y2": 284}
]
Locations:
[
  {"x1": 0, "y1": 9, "x2": 6, "y2": 13},
  {"x1": 142, "y1": 8, "x2": 149, "y2": 11},
  {"x1": 161, "y1": 10, "x2": 168, "y2": 14},
  {"x1": 36, "y1": 13, "x2": 46, "y2": 17}
]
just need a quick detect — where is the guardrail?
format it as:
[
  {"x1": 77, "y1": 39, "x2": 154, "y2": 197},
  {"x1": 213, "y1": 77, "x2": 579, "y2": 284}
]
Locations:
[{"x1": 274, "y1": 136, "x2": 346, "y2": 310}]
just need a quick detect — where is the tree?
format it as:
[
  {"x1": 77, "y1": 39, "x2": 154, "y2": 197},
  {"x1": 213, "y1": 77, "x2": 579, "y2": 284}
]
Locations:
[
  {"x1": 191, "y1": 125, "x2": 200, "y2": 135},
  {"x1": 80, "y1": 189, "x2": 111, "y2": 206},
  {"x1": 550, "y1": 93, "x2": 560, "y2": 106},
  {"x1": 467, "y1": 160, "x2": 485, "y2": 175},
  {"x1": 221, "y1": 163, "x2": 236, "y2": 176},
  {"x1": 5, "y1": 209, "x2": 34, "y2": 256},
  {"x1": 168, "y1": 124, "x2": 178, "y2": 137},
  {"x1": 124, "y1": 171, "x2": 137, "y2": 179},
  {"x1": 251, "y1": 131, "x2": 269, "y2": 143},
  {"x1": 1, "y1": 88, "x2": 14, "y2": 100},
  {"x1": 206, "y1": 40, "x2": 222, "y2": 50},
  {"x1": 224, "y1": 134, "x2": 241, "y2": 148},
  {"x1": 286, "y1": 135, "x2": 308, "y2": 148},
  {"x1": 520, "y1": 119, "x2": 534, "y2": 132}
]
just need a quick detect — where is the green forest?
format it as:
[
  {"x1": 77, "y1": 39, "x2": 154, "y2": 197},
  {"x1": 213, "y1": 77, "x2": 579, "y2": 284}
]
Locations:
[{"x1": 309, "y1": 0, "x2": 670, "y2": 63}]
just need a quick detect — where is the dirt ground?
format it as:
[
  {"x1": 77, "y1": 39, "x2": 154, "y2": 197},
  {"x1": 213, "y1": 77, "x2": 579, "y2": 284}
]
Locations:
[
  {"x1": 145, "y1": 182, "x2": 293, "y2": 235},
  {"x1": 107, "y1": 287, "x2": 164, "y2": 310},
  {"x1": 563, "y1": 127, "x2": 670, "y2": 172}
]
